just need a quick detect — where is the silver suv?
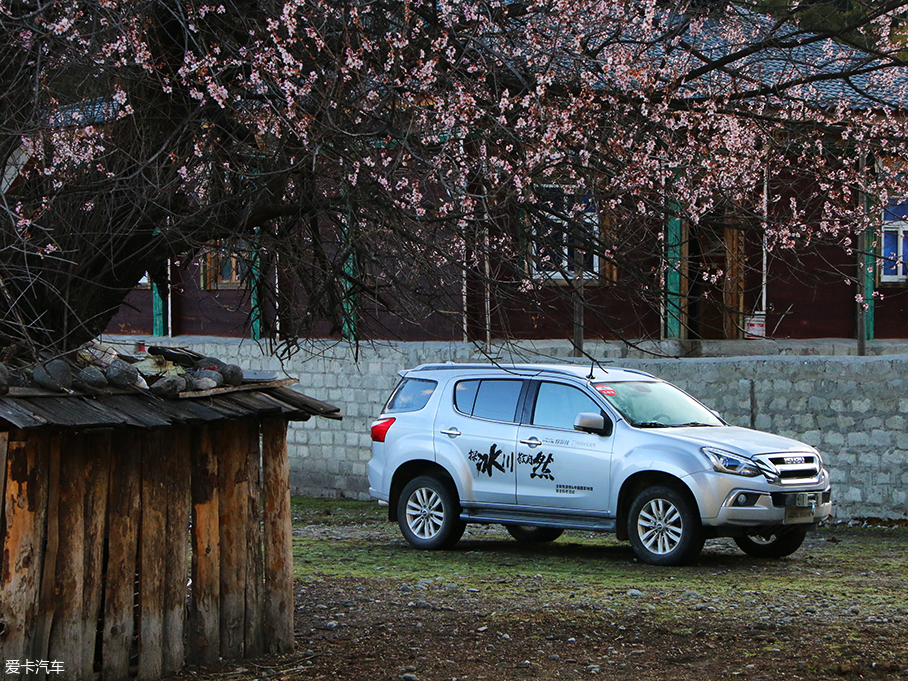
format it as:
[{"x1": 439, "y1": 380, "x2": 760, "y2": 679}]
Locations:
[{"x1": 368, "y1": 363, "x2": 832, "y2": 565}]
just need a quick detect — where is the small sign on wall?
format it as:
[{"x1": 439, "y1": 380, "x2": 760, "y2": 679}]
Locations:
[{"x1": 745, "y1": 313, "x2": 766, "y2": 338}]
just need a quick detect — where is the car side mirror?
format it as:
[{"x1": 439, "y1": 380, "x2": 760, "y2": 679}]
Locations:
[{"x1": 574, "y1": 412, "x2": 613, "y2": 437}]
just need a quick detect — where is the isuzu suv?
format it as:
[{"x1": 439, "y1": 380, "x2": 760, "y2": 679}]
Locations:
[{"x1": 368, "y1": 363, "x2": 832, "y2": 565}]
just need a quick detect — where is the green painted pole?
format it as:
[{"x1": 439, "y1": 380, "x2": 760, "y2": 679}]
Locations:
[
  {"x1": 860, "y1": 225, "x2": 876, "y2": 344},
  {"x1": 857, "y1": 164, "x2": 876, "y2": 349},
  {"x1": 341, "y1": 239, "x2": 357, "y2": 342},
  {"x1": 856, "y1": 154, "x2": 875, "y2": 352},
  {"x1": 152, "y1": 281, "x2": 166, "y2": 337},
  {"x1": 665, "y1": 203, "x2": 683, "y2": 339},
  {"x1": 341, "y1": 198, "x2": 358, "y2": 342},
  {"x1": 250, "y1": 240, "x2": 262, "y2": 342}
]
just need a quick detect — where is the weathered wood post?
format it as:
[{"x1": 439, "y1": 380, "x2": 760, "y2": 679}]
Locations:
[
  {"x1": 0, "y1": 432, "x2": 8, "y2": 655},
  {"x1": 102, "y1": 431, "x2": 141, "y2": 680},
  {"x1": 190, "y1": 424, "x2": 220, "y2": 663},
  {"x1": 261, "y1": 416, "x2": 294, "y2": 653},
  {"x1": 33, "y1": 434, "x2": 60, "y2": 668},
  {"x1": 138, "y1": 430, "x2": 168, "y2": 681},
  {"x1": 163, "y1": 427, "x2": 191, "y2": 674},
  {"x1": 46, "y1": 436, "x2": 87, "y2": 677},
  {"x1": 244, "y1": 419, "x2": 264, "y2": 658},
  {"x1": 216, "y1": 420, "x2": 249, "y2": 659},
  {"x1": 82, "y1": 431, "x2": 112, "y2": 676},
  {"x1": 0, "y1": 432, "x2": 49, "y2": 668}
]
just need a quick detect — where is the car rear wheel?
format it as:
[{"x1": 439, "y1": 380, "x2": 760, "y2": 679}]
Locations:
[
  {"x1": 397, "y1": 475, "x2": 466, "y2": 550},
  {"x1": 628, "y1": 485, "x2": 704, "y2": 566},
  {"x1": 734, "y1": 526, "x2": 807, "y2": 558},
  {"x1": 505, "y1": 525, "x2": 564, "y2": 543}
]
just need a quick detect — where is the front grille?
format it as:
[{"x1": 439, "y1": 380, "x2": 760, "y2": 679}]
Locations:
[{"x1": 755, "y1": 452, "x2": 821, "y2": 484}]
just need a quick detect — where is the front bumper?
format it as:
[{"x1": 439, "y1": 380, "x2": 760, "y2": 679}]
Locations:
[
  {"x1": 706, "y1": 486, "x2": 832, "y2": 528},
  {"x1": 690, "y1": 467, "x2": 832, "y2": 530}
]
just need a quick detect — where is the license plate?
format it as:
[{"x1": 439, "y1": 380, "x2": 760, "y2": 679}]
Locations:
[{"x1": 784, "y1": 506, "x2": 815, "y2": 524}]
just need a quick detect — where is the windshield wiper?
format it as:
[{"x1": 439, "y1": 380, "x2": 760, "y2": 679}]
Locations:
[{"x1": 634, "y1": 421, "x2": 716, "y2": 428}]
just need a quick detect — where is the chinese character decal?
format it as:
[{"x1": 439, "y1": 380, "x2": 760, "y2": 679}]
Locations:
[
  {"x1": 466, "y1": 444, "x2": 560, "y2": 482},
  {"x1": 516, "y1": 452, "x2": 557, "y2": 481},
  {"x1": 468, "y1": 444, "x2": 514, "y2": 477},
  {"x1": 529, "y1": 452, "x2": 555, "y2": 480}
]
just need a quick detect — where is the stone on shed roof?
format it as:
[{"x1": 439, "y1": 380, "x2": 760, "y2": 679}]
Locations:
[
  {"x1": 0, "y1": 340, "x2": 342, "y2": 430},
  {"x1": 0, "y1": 380, "x2": 341, "y2": 430}
]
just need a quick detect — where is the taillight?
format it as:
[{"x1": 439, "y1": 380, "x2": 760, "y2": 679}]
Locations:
[{"x1": 370, "y1": 418, "x2": 395, "y2": 443}]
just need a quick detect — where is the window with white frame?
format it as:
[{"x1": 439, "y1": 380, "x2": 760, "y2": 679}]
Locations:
[
  {"x1": 882, "y1": 202, "x2": 908, "y2": 283},
  {"x1": 881, "y1": 221, "x2": 908, "y2": 282},
  {"x1": 531, "y1": 185, "x2": 599, "y2": 279}
]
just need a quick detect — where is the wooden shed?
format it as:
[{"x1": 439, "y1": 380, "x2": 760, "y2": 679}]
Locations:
[{"x1": 0, "y1": 378, "x2": 340, "y2": 679}]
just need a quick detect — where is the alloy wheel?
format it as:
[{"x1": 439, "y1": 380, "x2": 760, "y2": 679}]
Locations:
[
  {"x1": 636, "y1": 498, "x2": 684, "y2": 555},
  {"x1": 405, "y1": 486, "x2": 445, "y2": 540}
]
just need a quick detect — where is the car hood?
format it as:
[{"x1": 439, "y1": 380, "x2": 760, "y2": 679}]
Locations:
[{"x1": 646, "y1": 425, "x2": 814, "y2": 458}]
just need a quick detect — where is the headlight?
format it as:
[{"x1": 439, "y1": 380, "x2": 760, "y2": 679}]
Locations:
[{"x1": 701, "y1": 447, "x2": 761, "y2": 477}]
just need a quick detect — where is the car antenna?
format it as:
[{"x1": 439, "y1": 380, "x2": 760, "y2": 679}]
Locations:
[{"x1": 587, "y1": 360, "x2": 595, "y2": 380}]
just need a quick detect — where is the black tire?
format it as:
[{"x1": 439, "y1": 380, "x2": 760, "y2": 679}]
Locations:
[
  {"x1": 397, "y1": 476, "x2": 466, "y2": 550},
  {"x1": 734, "y1": 526, "x2": 807, "y2": 559},
  {"x1": 505, "y1": 525, "x2": 564, "y2": 543},
  {"x1": 627, "y1": 485, "x2": 704, "y2": 566}
]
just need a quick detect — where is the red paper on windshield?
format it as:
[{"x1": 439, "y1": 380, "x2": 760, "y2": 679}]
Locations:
[{"x1": 597, "y1": 386, "x2": 617, "y2": 396}]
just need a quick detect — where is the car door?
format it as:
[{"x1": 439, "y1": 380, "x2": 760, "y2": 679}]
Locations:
[
  {"x1": 435, "y1": 377, "x2": 525, "y2": 505},
  {"x1": 515, "y1": 380, "x2": 614, "y2": 511}
]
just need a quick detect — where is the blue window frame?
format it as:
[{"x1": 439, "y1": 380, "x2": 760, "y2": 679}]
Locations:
[{"x1": 882, "y1": 202, "x2": 908, "y2": 283}]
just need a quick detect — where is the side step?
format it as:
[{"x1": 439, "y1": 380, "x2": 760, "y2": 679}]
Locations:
[{"x1": 460, "y1": 508, "x2": 616, "y2": 533}]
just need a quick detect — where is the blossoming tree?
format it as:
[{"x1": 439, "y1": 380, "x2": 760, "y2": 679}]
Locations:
[{"x1": 3, "y1": 0, "x2": 908, "y2": 358}]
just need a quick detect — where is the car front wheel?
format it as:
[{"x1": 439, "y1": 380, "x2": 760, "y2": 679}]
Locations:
[
  {"x1": 734, "y1": 526, "x2": 807, "y2": 558},
  {"x1": 397, "y1": 475, "x2": 466, "y2": 550},
  {"x1": 505, "y1": 525, "x2": 564, "y2": 543},
  {"x1": 627, "y1": 485, "x2": 704, "y2": 566}
]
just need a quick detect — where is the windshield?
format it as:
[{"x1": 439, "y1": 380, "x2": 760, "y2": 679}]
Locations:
[{"x1": 593, "y1": 381, "x2": 723, "y2": 428}]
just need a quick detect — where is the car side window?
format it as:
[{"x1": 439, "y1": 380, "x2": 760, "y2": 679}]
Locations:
[
  {"x1": 384, "y1": 377, "x2": 437, "y2": 413},
  {"x1": 532, "y1": 381, "x2": 603, "y2": 430},
  {"x1": 455, "y1": 379, "x2": 523, "y2": 423},
  {"x1": 454, "y1": 380, "x2": 480, "y2": 414}
]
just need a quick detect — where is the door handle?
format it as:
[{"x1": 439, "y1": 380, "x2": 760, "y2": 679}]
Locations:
[
  {"x1": 440, "y1": 428, "x2": 461, "y2": 438},
  {"x1": 520, "y1": 437, "x2": 542, "y2": 448}
]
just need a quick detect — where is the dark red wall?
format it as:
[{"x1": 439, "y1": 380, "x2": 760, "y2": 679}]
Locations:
[
  {"x1": 105, "y1": 241, "x2": 908, "y2": 342},
  {"x1": 106, "y1": 289, "x2": 155, "y2": 336}
]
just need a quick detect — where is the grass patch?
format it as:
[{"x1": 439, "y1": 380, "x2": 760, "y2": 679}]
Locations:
[
  {"x1": 290, "y1": 496, "x2": 384, "y2": 526},
  {"x1": 291, "y1": 496, "x2": 908, "y2": 627}
]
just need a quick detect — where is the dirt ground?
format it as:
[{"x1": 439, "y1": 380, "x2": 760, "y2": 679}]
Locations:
[{"x1": 166, "y1": 511, "x2": 908, "y2": 681}]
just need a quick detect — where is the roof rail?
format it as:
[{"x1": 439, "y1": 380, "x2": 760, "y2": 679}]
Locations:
[
  {"x1": 618, "y1": 368, "x2": 656, "y2": 378},
  {"x1": 408, "y1": 363, "x2": 615, "y2": 380},
  {"x1": 410, "y1": 363, "x2": 546, "y2": 374}
]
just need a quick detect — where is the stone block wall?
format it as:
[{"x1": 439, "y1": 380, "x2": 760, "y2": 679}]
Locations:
[{"x1": 103, "y1": 335, "x2": 908, "y2": 520}]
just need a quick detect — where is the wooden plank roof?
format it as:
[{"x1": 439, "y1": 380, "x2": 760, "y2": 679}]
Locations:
[{"x1": 0, "y1": 380, "x2": 341, "y2": 430}]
